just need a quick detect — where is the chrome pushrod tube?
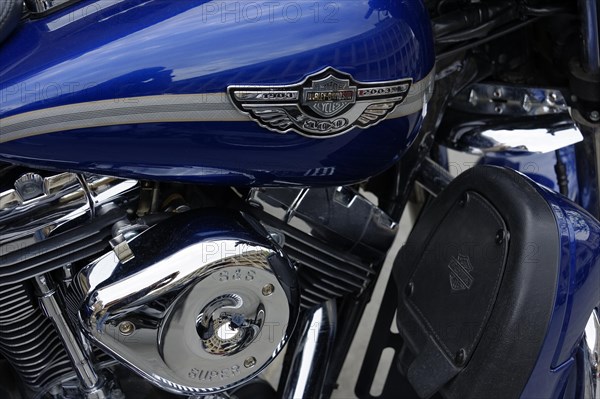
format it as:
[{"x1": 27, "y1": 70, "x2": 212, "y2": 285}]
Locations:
[
  {"x1": 280, "y1": 301, "x2": 337, "y2": 399},
  {"x1": 34, "y1": 275, "x2": 108, "y2": 399}
]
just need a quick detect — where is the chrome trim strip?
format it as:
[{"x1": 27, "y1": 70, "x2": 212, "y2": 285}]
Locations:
[{"x1": 0, "y1": 69, "x2": 434, "y2": 143}]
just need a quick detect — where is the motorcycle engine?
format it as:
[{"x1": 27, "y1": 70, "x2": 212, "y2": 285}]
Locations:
[{"x1": 0, "y1": 167, "x2": 396, "y2": 398}]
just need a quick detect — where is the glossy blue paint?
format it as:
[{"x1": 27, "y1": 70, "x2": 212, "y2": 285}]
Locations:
[
  {"x1": 481, "y1": 146, "x2": 580, "y2": 203},
  {"x1": 0, "y1": 116, "x2": 422, "y2": 185},
  {"x1": 574, "y1": 138, "x2": 600, "y2": 220},
  {"x1": 0, "y1": 0, "x2": 435, "y2": 185},
  {"x1": 521, "y1": 183, "x2": 600, "y2": 399}
]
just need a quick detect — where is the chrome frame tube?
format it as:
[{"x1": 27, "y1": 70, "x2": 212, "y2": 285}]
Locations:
[
  {"x1": 580, "y1": 0, "x2": 600, "y2": 74},
  {"x1": 280, "y1": 301, "x2": 337, "y2": 399}
]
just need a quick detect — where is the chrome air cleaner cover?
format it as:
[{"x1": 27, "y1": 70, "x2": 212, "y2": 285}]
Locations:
[{"x1": 70, "y1": 210, "x2": 299, "y2": 394}]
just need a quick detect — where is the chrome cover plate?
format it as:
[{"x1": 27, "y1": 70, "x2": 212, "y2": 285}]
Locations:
[
  {"x1": 444, "y1": 83, "x2": 584, "y2": 154},
  {"x1": 228, "y1": 67, "x2": 412, "y2": 138},
  {"x1": 451, "y1": 84, "x2": 569, "y2": 116},
  {"x1": 443, "y1": 115, "x2": 584, "y2": 154},
  {"x1": 71, "y1": 210, "x2": 298, "y2": 395},
  {"x1": 0, "y1": 167, "x2": 138, "y2": 258}
]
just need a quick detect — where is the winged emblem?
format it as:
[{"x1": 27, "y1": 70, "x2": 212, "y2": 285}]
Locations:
[{"x1": 227, "y1": 67, "x2": 412, "y2": 138}]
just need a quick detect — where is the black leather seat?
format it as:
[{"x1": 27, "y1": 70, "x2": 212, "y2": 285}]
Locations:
[{"x1": 0, "y1": 0, "x2": 21, "y2": 44}]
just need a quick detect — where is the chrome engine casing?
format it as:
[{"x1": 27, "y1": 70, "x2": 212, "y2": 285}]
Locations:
[
  {"x1": 68, "y1": 210, "x2": 299, "y2": 395},
  {"x1": 0, "y1": 167, "x2": 138, "y2": 394}
]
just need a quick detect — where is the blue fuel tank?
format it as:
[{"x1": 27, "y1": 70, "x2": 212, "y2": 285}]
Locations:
[{"x1": 0, "y1": 0, "x2": 435, "y2": 186}]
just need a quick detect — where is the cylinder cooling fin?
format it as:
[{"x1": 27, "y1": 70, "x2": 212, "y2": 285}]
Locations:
[
  {"x1": 0, "y1": 283, "x2": 72, "y2": 393},
  {"x1": 247, "y1": 187, "x2": 397, "y2": 308}
]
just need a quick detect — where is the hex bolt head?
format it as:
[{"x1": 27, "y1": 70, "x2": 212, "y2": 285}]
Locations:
[
  {"x1": 244, "y1": 357, "x2": 257, "y2": 368},
  {"x1": 455, "y1": 348, "x2": 467, "y2": 366},
  {"x1": 262, "y1": 284, "x2": 275, "y2": 297},
  {"x1": 459, "y1": 193, "x2": 470, "y2": 208},
  {"x1": 590, "y1": 111, "x2": 600, "y2": 122},
  {"x1": 495, "y1": 229, "x2": 508, "y2": 245},
  {"x1": 405, "y1": 281, "x2": 415, "y2": 298},
  {"x1": 118, "y1": 321, "x2": 135, "y2": 336}
]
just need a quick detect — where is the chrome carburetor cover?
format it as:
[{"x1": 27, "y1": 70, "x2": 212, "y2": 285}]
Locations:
[{"x1": 69, "y1": 210, "x2": 299, "y2": 394}]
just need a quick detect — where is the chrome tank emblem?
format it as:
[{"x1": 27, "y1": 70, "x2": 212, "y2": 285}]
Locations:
[
  {"x1": 228, "y1": 67, "x2": 412, "y2": 138},
  {"x1": 303, "y1": 74, "x2": 357, "y2": 118},
  {"x1": 69, "y1": 210, "x2": 299, "y2": 395}
]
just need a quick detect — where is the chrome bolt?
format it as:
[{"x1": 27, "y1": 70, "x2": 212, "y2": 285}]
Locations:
[
  {"x1": 492, "y1": 89, "x2": 501, "y2": 98},
  {"x1": 262, "y1": 283, "x2": 275, "y2": 296},
  {"x1": 118, "y1": 321, "x2": 135, "y2": 336},
  {"x1": 590, "y1": 111, "x2": 600, "y2": 122},
  {"x1": 494, "y1": 105, "x2": 503, "y2": 114},
  {"x1": 244, "y1": 357, "x2": 257, "y2": 368},
  {"x1": 268, "y1": 231, "x2": 285, "y2": 247}
]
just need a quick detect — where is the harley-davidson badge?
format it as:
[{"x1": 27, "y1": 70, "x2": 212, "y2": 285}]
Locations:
[{"x1": 227, "y1": 67, "x2": 412, "y2": 138}]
